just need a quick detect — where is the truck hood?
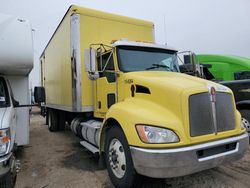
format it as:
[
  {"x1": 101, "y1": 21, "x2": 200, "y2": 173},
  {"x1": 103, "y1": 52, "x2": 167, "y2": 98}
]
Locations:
[
  {"x1": 122, "y1": 71, "x2": 230, "y2": 122},
  {"x1": 123, "y1": 71, "x2": 218, "y2": 92},
  {"x1": 118, "y1": 71, "x2": 240, "y2": 147}
]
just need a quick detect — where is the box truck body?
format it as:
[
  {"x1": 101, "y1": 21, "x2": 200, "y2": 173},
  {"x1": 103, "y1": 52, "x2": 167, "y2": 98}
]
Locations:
[
  {"x1": 38, "y1": 5, "x2": 248, "y2": 187},
  {"x1": 0, "y1": 13, "x2": 33, "y2": 187},
  {"x1": 41, "y1": 6, "x2": 154, "y2": 112}
]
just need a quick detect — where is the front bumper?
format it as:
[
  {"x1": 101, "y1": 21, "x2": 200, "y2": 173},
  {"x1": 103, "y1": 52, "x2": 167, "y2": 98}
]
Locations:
[{"x1": 130, "y1": 133, "x2": 249, "y2": 178}]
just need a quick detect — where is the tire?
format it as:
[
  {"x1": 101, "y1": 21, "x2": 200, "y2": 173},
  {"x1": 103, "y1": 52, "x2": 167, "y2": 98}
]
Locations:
[
  {"x1": 48, "y1": 109, "x2": 59, "y2": 132},
  {"x1": 58, "y1": 111, "x2": 66, "y2": 131},
  {"x1": 105, "y1": 126, "x2": 140, "y2": 188},
  {"x1": 9, "y1": 154, "x2": 17, "y2": 188},
  {"x1": 0, "y1": 155, "x2": 17, "y2": 188},
  {"x1": 0, "y1": 172, "x2": 16, "y2": 188},
  {"x1": 240, "y1": 110, "x2": 250, "y2": 133}
]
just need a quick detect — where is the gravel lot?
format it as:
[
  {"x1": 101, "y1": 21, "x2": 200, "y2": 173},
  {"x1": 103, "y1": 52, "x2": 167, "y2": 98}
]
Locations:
[{"x1": 16, "y1": 110, "x2": 250, "y2": 188}]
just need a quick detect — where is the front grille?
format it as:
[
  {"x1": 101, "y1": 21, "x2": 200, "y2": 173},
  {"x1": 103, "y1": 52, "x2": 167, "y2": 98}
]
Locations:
[
  {"x1": 189, "y1": 92, "x2": 235, "y2": 137},
  {"x1": 189, "y1": 93, "x2": 214, "y2": 136},
  {"x1": 197, "y1": 142, "x2": 237, "y2": 159},
  {"x1": 216, "y1": 93, "x2": 235, "y2": 132}
]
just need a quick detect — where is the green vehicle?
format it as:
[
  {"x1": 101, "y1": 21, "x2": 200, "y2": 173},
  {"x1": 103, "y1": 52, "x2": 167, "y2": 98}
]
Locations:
[
  {"x1": 196, "y1": 54, "x2": 250, "y2": 81},
  {"x1": 179, "y1": 53, "x2": 250, "y2": 137}
]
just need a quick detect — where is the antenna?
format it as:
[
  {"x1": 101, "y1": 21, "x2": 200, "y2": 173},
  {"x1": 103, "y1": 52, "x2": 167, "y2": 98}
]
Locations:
[{"x1": 164, "y1": 15, "x2": 167, "y2": 45}]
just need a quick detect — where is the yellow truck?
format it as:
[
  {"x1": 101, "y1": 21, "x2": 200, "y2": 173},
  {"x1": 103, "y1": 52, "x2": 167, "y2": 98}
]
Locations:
[{"x1": 35, "y1": 5, "x2": 249, "y2": 187}]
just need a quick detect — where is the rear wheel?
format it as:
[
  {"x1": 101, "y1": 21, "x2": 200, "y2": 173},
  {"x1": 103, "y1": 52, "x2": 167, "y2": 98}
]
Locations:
[
  {"x1": 48, "y1": 109, "x2": 59, "y2": 132},
  {"x1": 58, "y1": 111, "x2": 66, "y2": 131},
  {"x1": 105, "y1": 126, "x2": 140, "y2": 188}
]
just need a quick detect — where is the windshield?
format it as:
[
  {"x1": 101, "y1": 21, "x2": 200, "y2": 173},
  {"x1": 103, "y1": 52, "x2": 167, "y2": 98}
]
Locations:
[
  {"x1": 117, "y1": 46, "x2": 179, "y2": 72},
  {"x1": 0, "y1": 78, "x2": 10, "y2": 108}
]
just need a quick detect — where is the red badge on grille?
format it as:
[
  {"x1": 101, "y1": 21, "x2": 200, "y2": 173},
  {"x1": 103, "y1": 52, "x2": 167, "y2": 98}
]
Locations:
[{"x1": 210, "y1": 87, "x2": 216, "y2": 102}]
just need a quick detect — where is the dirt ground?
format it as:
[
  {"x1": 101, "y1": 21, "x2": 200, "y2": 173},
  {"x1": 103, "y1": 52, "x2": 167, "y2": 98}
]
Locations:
[{"x1": 15, "y1": 110, "x2": 250, "y2": 188}]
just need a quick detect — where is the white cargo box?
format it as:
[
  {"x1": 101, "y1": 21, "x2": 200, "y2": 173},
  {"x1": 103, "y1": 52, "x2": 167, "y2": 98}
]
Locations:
[{"x1": 0, "y1": 13, "x2": 33, "y2": 75}]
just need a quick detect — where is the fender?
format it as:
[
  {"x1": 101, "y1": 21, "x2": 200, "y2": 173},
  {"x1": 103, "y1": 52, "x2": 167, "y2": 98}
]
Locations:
[{"x1": 99, "y1": 97, "x2": 185, "y2": 151}]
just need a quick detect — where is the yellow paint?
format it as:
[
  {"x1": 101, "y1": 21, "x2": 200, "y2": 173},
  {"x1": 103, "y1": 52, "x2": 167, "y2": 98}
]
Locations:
[
  {"x1": 42, "y1": 14, "x2": 72, "y2": 107},
  {"x1": 100, "y1": 72, "x2": 244, "y2": 149},
  {"x1": 94, "y1": 77, "x2": 116, "y2": 117}
]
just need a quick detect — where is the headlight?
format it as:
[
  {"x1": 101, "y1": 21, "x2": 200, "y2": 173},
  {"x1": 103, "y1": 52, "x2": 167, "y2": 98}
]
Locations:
[
  {"x1": 0, "y1": 128, "x2": 10, "y2": 156},
  {"x1": 136, "y1": 125, "x2": 179, "y2": 144}
]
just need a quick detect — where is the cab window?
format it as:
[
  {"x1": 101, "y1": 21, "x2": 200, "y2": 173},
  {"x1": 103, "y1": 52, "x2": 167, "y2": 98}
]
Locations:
[
  {"x1": 97, "y1": 52, "x2": 114, "y2": 71},
  {"x1": 0, "y1": 78, "x2": 10, "y2": 108},
  {"x1": 97, "y1": 52, "x2": 116, "y2": 83}
]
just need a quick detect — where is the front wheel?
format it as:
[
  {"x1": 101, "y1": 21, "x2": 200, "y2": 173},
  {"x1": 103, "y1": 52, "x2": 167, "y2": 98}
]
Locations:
[
  {"x1": 9, "y1": 154, "x2": 17, "y2": 188},
  {"x1": 0, "y1": 154, "x2": 17, "y2": 188},
  {"x1": 105, "y1": 126, "x2": 140, "y2": 188},
  {"x1": 240, "y1": 110, "x2": 250, "y2": 133}
]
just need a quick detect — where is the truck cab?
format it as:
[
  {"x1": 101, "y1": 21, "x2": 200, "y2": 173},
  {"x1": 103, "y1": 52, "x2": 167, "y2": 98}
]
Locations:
[
  {"x1": 84, "y1": 40, "x2": 249, "y2": 186},
  {"x1": 91, "y1": 41, "x2": 180, "y2": 118}
]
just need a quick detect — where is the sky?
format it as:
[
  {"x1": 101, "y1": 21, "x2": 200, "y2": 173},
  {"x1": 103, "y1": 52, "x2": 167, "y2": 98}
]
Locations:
[{"x1": 0, "y1": 0, "x2": 250, "y2": 87}]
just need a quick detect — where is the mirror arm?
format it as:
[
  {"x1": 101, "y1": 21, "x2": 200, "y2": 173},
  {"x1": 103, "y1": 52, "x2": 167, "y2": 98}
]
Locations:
[{"x1": 15, "y1": 104, "x2": 39, "y2": 108}]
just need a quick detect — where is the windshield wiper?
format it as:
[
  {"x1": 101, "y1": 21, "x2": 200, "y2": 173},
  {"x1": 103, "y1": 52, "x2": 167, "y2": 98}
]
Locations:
[{"x1": 145, "y1": 63, "x2": 172, "y2": 71}]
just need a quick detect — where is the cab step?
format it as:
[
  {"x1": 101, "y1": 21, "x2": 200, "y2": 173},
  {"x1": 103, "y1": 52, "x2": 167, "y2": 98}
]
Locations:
[{"x1": 80, "y1": 140, "x2": 99, "y2": 154}]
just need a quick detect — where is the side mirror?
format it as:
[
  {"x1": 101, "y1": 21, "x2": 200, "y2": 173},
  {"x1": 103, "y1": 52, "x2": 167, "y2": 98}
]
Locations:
[
  {"x1": 84, "y1": 48, "x2": 96, "y2": 73},
  {"x1": 178, "y1": 52, "x2": 203, "y2": 77},
  {"x1": 84, "y1": 48, "x2": 99, "y2": 80},
  {"x1": 183, "y1": 55, "x2": 191, "y2": 64},
  {"x1": 13, "y1": 100, "x2": 19, "y2": 107},
  {"x1": 34, "y1": 86, "x2": 45, "y2": 103},
  {"x1": 179, "y1": 64, "x2": 194, "y2": 73}
]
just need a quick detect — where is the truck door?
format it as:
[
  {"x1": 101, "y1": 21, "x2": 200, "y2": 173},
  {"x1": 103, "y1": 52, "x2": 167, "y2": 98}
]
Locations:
[
  {"x1": 95, "y1": 51, "x2": 116, "y2": 117},
  {"x1": 7, "y1": 80, "x2": 17, "y2": 146},
  {"x1": 0, "y1": 77, "x2": 17, "y2": 147}
]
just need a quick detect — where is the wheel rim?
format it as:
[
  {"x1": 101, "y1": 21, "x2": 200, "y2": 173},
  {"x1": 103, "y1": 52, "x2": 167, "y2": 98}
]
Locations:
[
  {"x1": 242, "y1": 118, "x2": 250, "y2": 132},
  {"x1": 108, "y1": 138, "x2": 126, "y2": 179}
]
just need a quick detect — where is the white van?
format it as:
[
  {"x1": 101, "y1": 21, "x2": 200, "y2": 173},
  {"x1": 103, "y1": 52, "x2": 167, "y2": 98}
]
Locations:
[{"x1": 0, "y1": 13, "x2": 33, "y2": 187}]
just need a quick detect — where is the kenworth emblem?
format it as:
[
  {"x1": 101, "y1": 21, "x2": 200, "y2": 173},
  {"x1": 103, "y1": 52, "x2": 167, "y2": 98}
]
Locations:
[
  {"x1": 210, "y1": 86, "x2": 216, "y2": 102},
  {"x1": 209, "y1": 86, "x2": 218, "y2": 134}
]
